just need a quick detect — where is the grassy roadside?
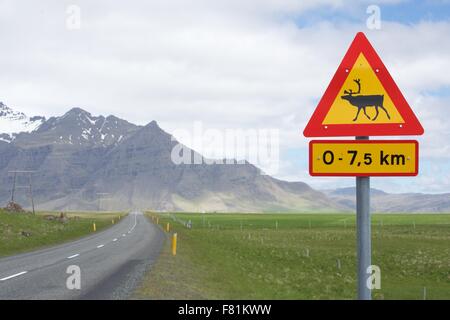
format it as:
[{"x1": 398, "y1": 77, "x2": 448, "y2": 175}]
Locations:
[
  {"x1": 0, "y1": 209, "x2": 125, "y2": 258},
  {"x1": 134, "y1": 213, "x2": 450, "y2": 300},
  {"x1": 134, "y1": 214, "x2": 215, "y2": 299}
]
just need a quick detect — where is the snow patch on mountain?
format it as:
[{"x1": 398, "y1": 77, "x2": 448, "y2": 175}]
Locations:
[
  {"x1": 23, "y1": 107, "x2": 141, "y2": 147},
  {"x1": 0, "y1": 102, "x2": 45, "y2": 141}
]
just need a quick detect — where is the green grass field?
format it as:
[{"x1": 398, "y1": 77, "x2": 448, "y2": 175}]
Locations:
[
  {"x1": 0, "y1": 210, "x2": 124, "y2": 258},
  {"x1": 136, "y1": 213, "x2": 450, "y2": 300}
]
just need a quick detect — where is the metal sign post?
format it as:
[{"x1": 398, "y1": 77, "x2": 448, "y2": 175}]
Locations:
[
  {"x1": 356, "y1": 136, "x2": 371, "y2": 300},
  {"x1": 303, "y1": 32, "x2": 424, "y2": 300}
]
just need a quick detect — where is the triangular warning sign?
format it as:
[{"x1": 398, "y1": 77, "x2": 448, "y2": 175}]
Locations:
[{"x1": 303, "y1": 32, "x2": 424, "y2": 137}]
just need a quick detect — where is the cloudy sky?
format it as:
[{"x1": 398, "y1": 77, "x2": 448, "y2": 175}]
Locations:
[{"x1": 1, "y1": 0, "x2": 449, "y2": 193}]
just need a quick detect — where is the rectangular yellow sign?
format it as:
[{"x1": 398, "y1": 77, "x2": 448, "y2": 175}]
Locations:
[{"x1": 309, "y1": 140, "x2": 418, "y2": 176}]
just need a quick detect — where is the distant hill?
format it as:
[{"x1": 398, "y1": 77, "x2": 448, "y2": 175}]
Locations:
[{"x1": 323, "y1": 188, "x2": 450, "y2": 213}]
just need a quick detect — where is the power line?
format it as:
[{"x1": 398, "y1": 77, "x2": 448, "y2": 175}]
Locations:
[
  {"x1": 8, "y1": 170, "x2": 37, "y2": 214},
  {"x1": 96, "y1": 192, "x2": 110, "y2": 211}
]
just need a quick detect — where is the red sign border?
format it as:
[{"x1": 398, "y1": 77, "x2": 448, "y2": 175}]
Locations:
[
  {"x1": 303, "y1": 32, "x2": 424, "y2": 137},
  {"x1": 309, "y1": 140, "x2": 419, "y2": 177}
]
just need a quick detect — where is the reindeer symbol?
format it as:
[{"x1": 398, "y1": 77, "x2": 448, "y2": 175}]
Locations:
[{"x1": 341, "y1": 78, "x2": 391, "y2": 122}]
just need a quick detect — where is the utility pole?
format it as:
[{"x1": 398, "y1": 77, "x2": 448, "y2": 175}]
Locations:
[
  {"x1": 10, "y1": 171, "x2": 17, "y2": 202},
  {"x1": 96, "y1": 192, "x2": 110, "y2": 211},
  {"x1": 8, "y1": 170, "x2": 37, "y2": 214},
  {"x1": 68, "y1": 188, "x2": 82, "y2": 211},
  {"x1": 29, "y1": 172, "x2": 35, "y2": 215}
]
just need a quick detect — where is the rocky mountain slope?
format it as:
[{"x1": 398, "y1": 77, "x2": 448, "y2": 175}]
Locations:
[
  {"x1": 2, "y1": 102, "x2": 448, "y2": 213},
  {"x1": 0, "y1": 104, "x2": 342, "y2": 212}
]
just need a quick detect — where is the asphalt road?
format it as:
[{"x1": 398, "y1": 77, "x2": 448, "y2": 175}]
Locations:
[{"x1": 0, "y1": 211, "x2": 164, "y2": 299}]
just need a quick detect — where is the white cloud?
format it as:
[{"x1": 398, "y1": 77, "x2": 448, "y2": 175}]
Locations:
[{"x1": 0, "y1": 1, "x2": 449, "y2": 192}]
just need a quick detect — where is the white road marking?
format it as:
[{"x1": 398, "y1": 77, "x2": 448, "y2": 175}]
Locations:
[
  {"x1": 97, "y1": 244, "x2": 104, "y2": 248},
  {"x1": 0, "y1": 271, "x2": 28, "y2": 281},
  {"x1": 113, "y1": 238, "x2": 118, "y2": 242},
  {"x1": 67, "y1": 254, "x2": 80, "y2": 259},
  {"x1": 128, "y1": 212, "x2": 138, "y2": 233},
  {"x1": 122, "y1": 234, "x2": 126, "y2": 237}
]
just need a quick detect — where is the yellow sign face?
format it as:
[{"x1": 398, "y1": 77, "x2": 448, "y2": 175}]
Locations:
[
  {"x1": 310, "y1": 140, "x2": 418, "y2": 176},
  {"x1": 322, "y1": 53, "x2": 404, "y2": 125}
]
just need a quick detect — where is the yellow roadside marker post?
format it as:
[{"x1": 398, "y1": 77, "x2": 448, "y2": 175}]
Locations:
[
  {"x1": 172, "y1": 233, "x2": 177, "y2": 256},
  {"x1": 93, "y1": 222, "x2": 96, "y2": 232},
  {"x1": 166, "y1": 222, "x2": 170, "y2": 232},
  {"x1": 112, "y1": 219, "x2": 114, "y2": 224},
  {"x1": 156, "y1": 217, "x2": 159, "y2": 225}
]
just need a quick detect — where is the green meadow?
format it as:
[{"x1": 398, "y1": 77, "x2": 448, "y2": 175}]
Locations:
[
  {"x1": 0, "y1": 210, "x2": 124, "y2": 258},
  {"x1": 136, "y1": 213, "x2": 450, "y2": 300}
]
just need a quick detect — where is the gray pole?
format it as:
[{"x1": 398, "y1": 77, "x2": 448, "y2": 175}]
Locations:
[
  {"x1": 29, "y1": 173, "x2": 35, "y2": 215},
  {"x1": 356, "y1": 136, "x2": 371, "y2": 300},
  {"x1": 11, "y1": 171, "x2": 17, "y2": 203},
  {"x1": 96, "y1": 192, "x2": 109, "y2": 212}
]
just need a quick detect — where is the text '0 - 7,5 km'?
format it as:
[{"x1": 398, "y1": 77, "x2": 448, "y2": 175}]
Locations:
[{"x1": 309, "y1": 140, "x2": 418, "y2": 176}]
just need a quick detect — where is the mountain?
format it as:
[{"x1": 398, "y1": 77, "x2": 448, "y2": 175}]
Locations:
[
  {"x1": 0, "y1": 105, "x2": 343, "y2": 212},
  {"x1": 2, "y1": 103, "x2": 447, "y2": 213},
  {"x1": 324, "y1": 187, "x2": 450, "y2": 213},
  {"x1": 0, "y1": 102, "x2": 45, "y2": 143},
  {"x1": 13, "y1": 107, "x2": 140, "y2": 148}
]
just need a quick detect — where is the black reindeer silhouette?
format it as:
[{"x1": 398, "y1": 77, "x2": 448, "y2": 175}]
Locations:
[{"x1": 341, "y1": 79, "x2": 391, "y2": 122}]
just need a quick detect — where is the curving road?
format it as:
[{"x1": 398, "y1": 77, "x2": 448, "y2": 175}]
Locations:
[{"x1": 0, "y1": 211, "x2": 164, "y2": 299}]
